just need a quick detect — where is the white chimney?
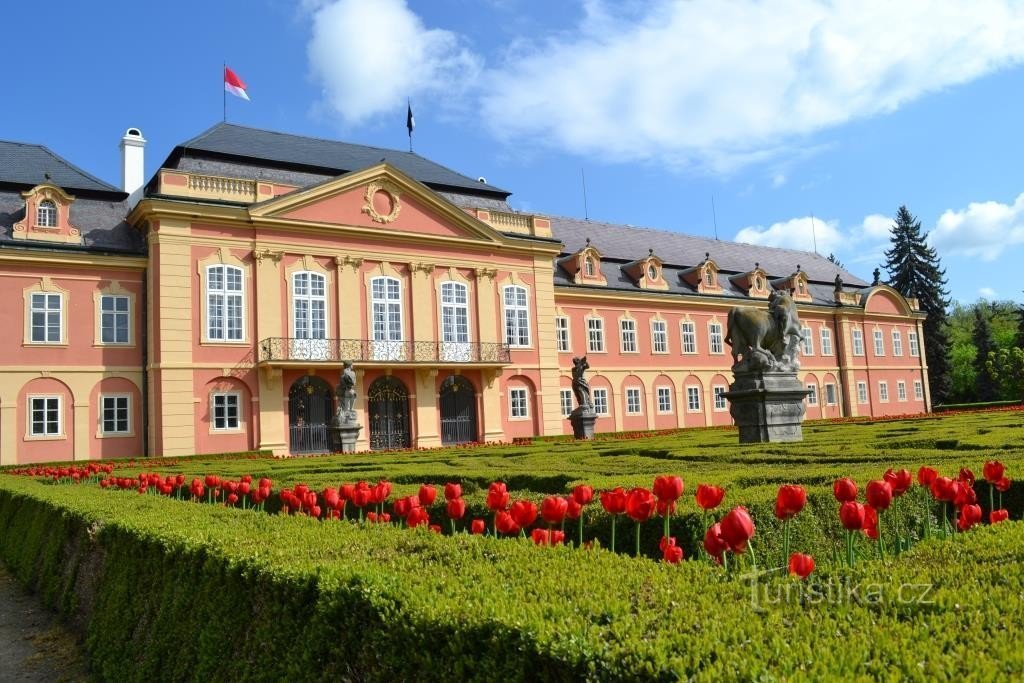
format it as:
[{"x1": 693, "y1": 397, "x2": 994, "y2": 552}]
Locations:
[{"x1": 120, "y1": 127, "x2": 146, "y2": 204}]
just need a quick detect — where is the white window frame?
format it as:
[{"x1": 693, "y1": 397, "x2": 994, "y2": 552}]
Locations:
[
  {"x1": 713, "y1": 385, "x2": 727, "y2": 411},
  {"x1": 708, "y1": 322, "x2": 724, "y2": 355},
  {"x1": 824, "y1": 383, "x2": 837, "y2": 405},
  {"x1": 806, "y1": 384, "x2": 818, "y2": 406},
  {"x1": 892, "y1": 330, "x2": 903, "y2": 357},
  {"x1": 36, "y1": 200, "x2": 58, "y2": 227},
  {"x1": 100, "y1": 394, "x2": 131, "y2": 436},
  {"x1": 909, "y1": 331, "x2": 920, "y2": 357},
  {"x1": 651, "y1": 320, "x2": 668, "y2": 354},
  {"x1": 439, "y1": 280, "x2": 471, "y2": 361},
  {"x1": 656, "y1": 386, "x2": 672, "y2": 413},
  {"x1": 206, "y1": 264, "x2": 244, "y2": 342},
  {"x1": 914, "y1": 380, "x2": 923, "y2": 400},
  {"x1": 502, "y1": 285, "x2": 531, "y2": 348},
  {"x1": 509, "y1": 387, "x2": 529, "y2": 419},
  {"x1": 99, "y1": 294, "x2": 130, "y2": 345},
  {"x1": 370, "y1": 275, "x2": 404, "y2": 360},
  {"x1": 211, "y1": 392, "x2": 241, "y2": 431},
  {"x1": 619, "y1": 318, "x2": 637, "y2": 353},
  {"x1": 820, "y1": 328, "x2": 833, "y2": 356},
  {"x1": 560, "y1": 388, "x2": 573, "y2": 417},
  {"x1": 555, "y1": 316, "x2": 570, "y2": 353},
  {"x1": 873, "y1": 329, "x2": 885, "y2": 356},
  {"x1": 586, "y1": 317, "x2": 605, "y2": 353},
  {"x1": 593, "y1": 388, "x2": 609, "y2": 415},
  {"x1": 292, "y1": 272, "x2": 327, "y2": 340},
  {"x1": 879, "y1": 381, "x2": 889, "y2": 402},
  {"x1": 801, "y1": 326, "x2": 814, "y2": 356},
  {"x1": 686, "y1": 386, "x2": 701, "y2": 412},
  {"x1": 856, "y1": 381, "x2": 868, "y2": 404},
  {"x1": 584, "y1": 256, "x2": 596, "y2": 277},
  {"x1": 28, "y1": 395, "x2": 62, "y2": 438},
  {"x1": 30, "y1": 291, "x2": 63, "y2": 344},
  {"x1": 625, "y1": 387, "x2": 642, "y2": 415},
  {"x1": 680, "y1": 321, "x2": 697, "y2": 354},
  {"x1": 897, "y1": 380, "x2": 907, "y2": 401},
  {"x1": 852, "y1": 329, "x2": 864, "y2": 356}
]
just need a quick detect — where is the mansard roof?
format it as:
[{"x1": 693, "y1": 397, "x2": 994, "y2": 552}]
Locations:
[
  {"x1": 162, "y1": 122, "x2": 511, "y2": 199},
  {"x1": 0, "y1": 140, "x2": 123, "y2": 196}
]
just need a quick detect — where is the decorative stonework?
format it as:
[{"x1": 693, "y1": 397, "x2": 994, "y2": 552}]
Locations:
[
  {"x1": 361, "y1": 181, "x2": 402, "y2": 223},
  {"x1": 13, "y1": 184, "x2": 82, "y2": 245},
  {"x1": 252, "y1": 248, "x2": 283, "y2": 263}
]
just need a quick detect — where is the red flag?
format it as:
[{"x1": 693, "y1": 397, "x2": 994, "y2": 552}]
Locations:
[{"x1": 224, "y1": 67, "x2": 250, "y2": 101}]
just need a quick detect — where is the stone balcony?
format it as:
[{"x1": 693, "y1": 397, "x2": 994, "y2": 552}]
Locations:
[{"x1": 257, "y1": 337, "x2": 512, "y2": 367}]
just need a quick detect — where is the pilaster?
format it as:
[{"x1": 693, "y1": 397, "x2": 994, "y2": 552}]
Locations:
[
  {"x1": 532, "y1": 255, "x2": 564, "y2": 436},
  {"x1": 410, "y1": 262, "x2": 436, "y2": 343},
  {"x1": 479, "y1": 369, "x2": 505, "y2": 442},
  {"x1": 335, "y1": 255, "x2": 363, "y2": 340},
  {"x1": 414, "y1": 368, "x2": 441, "y2": 448}
]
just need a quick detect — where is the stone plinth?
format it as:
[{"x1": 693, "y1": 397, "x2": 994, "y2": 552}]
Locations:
[
  {"x1": 330, "y1": 410, "x2": 362, "y2": 453},
  {"x1": 723, "y1": 371, "x2": 810, "y2": 443},
  {"x1": 569, "y1": 407, "x2": 597, "y2": 440}
]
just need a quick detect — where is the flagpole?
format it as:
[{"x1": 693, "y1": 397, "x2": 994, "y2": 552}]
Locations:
[{"x1": 223, "y1": 61, "x2": 226, "y2": 122}]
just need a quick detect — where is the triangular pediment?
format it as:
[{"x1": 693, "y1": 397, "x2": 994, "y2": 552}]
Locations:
[{"x1": 248, "y1": 164, "x2": 504, "y2": 244}]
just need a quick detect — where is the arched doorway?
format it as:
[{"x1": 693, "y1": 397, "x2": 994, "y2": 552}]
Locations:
[
  {"x1": 288, "y1": 376, "x2": 333, "y2": 454},
  {"x1": 439, "y1": 375, "x2": 477, "y2": 445},
  {"x1": 367, "y1": 376, "x2": 411, "y2": 450}
]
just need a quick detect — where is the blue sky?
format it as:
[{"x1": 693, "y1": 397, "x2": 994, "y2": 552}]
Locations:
[{"x1": 6, "y1": 0, "x2": 1024, "y2": 302}]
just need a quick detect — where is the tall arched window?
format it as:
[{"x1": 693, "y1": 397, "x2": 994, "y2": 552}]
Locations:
[
  {"x1": 503, "y1": 285, "x2": 530, "y2": 347},
  {"x1": 207, "y1": 265, "x2": 243, "y2": 341},
  {"x1": 293, "y1": 272, "x2": 326, "y2": 339},
  {"x1": 371, "y1": 276, "x2": 403, "y2": 360},
  {"x1": 440, "y1": 281, "x2": 470, "y2": 360},
  {"x1": 36, "y1": 200, "x2": 57, "y2": 227}
]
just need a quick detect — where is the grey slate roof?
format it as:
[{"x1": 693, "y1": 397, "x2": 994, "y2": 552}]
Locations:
[
  {"x1": 0, "y1": 191, "x2": 142, "y2": 254},
  {"x1": 171, "y1": 123, "x2": 510, "y2": 197},
  {"x1": 0, "y1": 140, "x2": 121, "y2": 195},
  {"x1": 548, "y1": 215, "x2": 867, "y2": 286}
]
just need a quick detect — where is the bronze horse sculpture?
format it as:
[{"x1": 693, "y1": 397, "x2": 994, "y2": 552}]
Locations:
[{"x1": 725, "y1": 290, "x2": 804, "y2": 371}]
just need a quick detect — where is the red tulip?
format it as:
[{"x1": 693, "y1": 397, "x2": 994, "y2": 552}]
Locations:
[
  {"x1": 531, "y1": 528, "x2": 564, "y2": 546},
  {"x1": 444, "y1": 482, "x2": 462, "y2": 501},
  {"x1": 954, "y1": 482, "x2": 977, "y2": 507},
  {"x1": 774, "y1": 485, "x2": 807, "y2": 520},
  {"x1": 695, "y1": 484, "x2": 725, "y2": 511},
  {"x1": 224, "y1": 481, "x2": 238, "y2": 495},
  {"x1": 175, "y1": 474, "x2": 185, "y2": 486},
  {"x1": 226, "y1": 493, "x2": 239, "y2": 506},
  {"x1": 241, "y1": 475, "x2": 252, "y2": 484},
  {"x1": 366, "y1": 512, "x2": 378, "y2": 523},
  {"x1": 531, "y1": 528, "x2": 550, "y2": 545},
  {"x1": 625, "y1": 488, "x2": 656, "y2": 523},
  {"x1": 407, "y1": 507, "x2": 430, "y2": 528},
  {"x1": 509, "y1": 500, "x2": 538, "y2": 528},
  {"x1": 983, "y1": 461, "x2": 1005, "y2": 485},
  {"x1": 600, "y1": 487, "x2": 627, "y2": 515},
  {"x1": 788, "y1": 553, "x2": 815, "y2": 579},
  {"x1": 259, "y1": 477, "x2": 272, "y2": 489},
  {"x1": 917, "y1": 467, "x2": 937, "y2": 487},
  {"x1": 883, "y1": 468, "x2": 912, "y2": 496},
  {"x1": 204, "y1": 474, "x2": 220, "y2": 488},
  {"x1": 190, "y1": 478, "x2": 205, "y2": 499},
  {"x1": 446, "y1": 498, "x2": 466, "y2": 520},
  {"x1": 652, "y1": 475, "x2": 684, "y2": 503},
  {"x1": 486, "y1": 482, "x2": 510, "y2": 511},
  {"x1": 418, "y1": 484, "x2": 437, "y2": 506},
  {"x1": 572, "y1": 485, "x2": 594, "y2": 506},
  {"x1": 930, "y1": 476, "x2": 956, "y2": 502},
  {"x1": 995, "y1": 477, "x2": 1011, "y2": 493},
  {"x1": 720, "y1": 506, "x2": 755, "y2": 552},
  {"x1": 339, "y1": 483, "x2": 355, "y2": 501},
  {"x1": 238, "y1": 481, "x2": 251, "y2": 496},
  {"x1": 660, "y1": 536, "x2": 684, "y2": 564},
  {"x1": 565, "y1": 497, "x2": 583, "y2": 520},
  {"x1": 322, "y1": 487, "x2": 340, "y2": 509},
  {"x1": 310, "y1": 505, "x2": 322, "y2": 519},
  {"x1": 703, "y1": 523, "x2": 729, "y2": 561},
  {"x1": 541, "y1": 496, "x2": 569, "y2": 525},
  {"x1": 471, "y1": 518, "x2": 486, "y2": 534},
  {"x1": 373, "y1": 481, "x2": 392, "y2": 504},
  {"x1": 958, "y1": 468, "x2": 975, "y2": 486},
  {"x1": 957, "y1": 504, "x2": 982, "y2": 531},
  {"x1": 866, "y1": 480, "x2": 893, "y2": 511},
  {"x1": 352, "y1": 486, "x2": 372, "y2": 508},
  {"x1": 495, "y1": 510, "x2": 520, "y2": 535},
  {"x1": 989, "y1": 509, "x2": 1009, "y2": 524},
  {"x1": 833, "y1": 478, "x2": 858, "y2": 502},
  {"x1": 839, "y1": 501, "x2": 866, "y2": 530},
  {"x1": 429, "y1": 524, "x2": 442, "y2": 534},
  {"x1": 862, "y1": 506, "x2": 878, "y2": 540}
]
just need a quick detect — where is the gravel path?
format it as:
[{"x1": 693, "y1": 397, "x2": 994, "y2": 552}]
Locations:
[{"x1": 0, "y1": 564, "x2": 88, "y2": 682}]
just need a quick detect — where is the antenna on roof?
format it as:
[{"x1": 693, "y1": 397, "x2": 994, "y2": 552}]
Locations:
[
  {"x1": 581, "y1": 168, "x2": 589, "y2": 220},
  {"x1": 711, "y1": 195, "x2": 719, "y2": 240},
  {"x1": 810, "y1": 213, "x2": 819, "y2": 254}
]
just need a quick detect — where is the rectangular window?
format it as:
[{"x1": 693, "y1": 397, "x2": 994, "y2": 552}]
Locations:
[
  {"x1": 852, "y1": 329, "x2": 864, "y2": 356},
  {"x1": 824, "y1": 383, "x2": 837, "y2": 405},
  {"x1": 100, "y1": 294, "x2": 130, "y2": 344},
  {"x1": 503, "y1": 286, "x2": 530, "y2": 347},
  {"x1": 713, "y1": 386, "x2": 727, "y2": 410},
  {"x1": 820, "y1": 328, "x2": 833, "y2": 356},
  {"x1": 207, "y1": 265, "x2": 243, "y2": 341},
  {"x1": 29, "y1": 396, "x2": 60, "y2": 436},
  {"x1": 879, "y1": 381, "x2": 889, "y2": 402},
  {"x1": 873, "y1": 330, "x2": 885, "y2": 356},
  {"x1": 914, "y1": 380, "x2": 923, "y2": 400},
  {"x1": 30, "y1": 292, "x2": 62, "y2": 343},
  {"x1": 212, "y1": 392, "x2": 240, "y2": 430},
  {"x1": 509, "y1": 387, "x2": 528, "y2": 418},
  {"x1": 806, "y1": 384, "x2": 818, "y2": 405},
  {"x1": 560, "y1": 389, "x2": 573, "y2": 418},
  {"x1": 708, "y1": 322, "x2": 724, "y2": 354},
  {"x1": 587, "y1": 318, "x2": 605, "y2": 352},
  {"x1": 657, "y1": 386, "x2": 672, "y2": 413},
  {"x1": 680, "y1": 321, "x2": 697, "y2": 354},
  {"x1": 686, "y1": 386, "x2": 701, "y2": 412},
  {"x1": 651, "y1": 320, "x2": 668, "y2": 353},
  {"x1": 625, "y1": 387, "x2": 642, "y2": 414},
  {"x1": 593, "y1": 388, "x2": 609, "y2": 415},
  {"x1": 555, "y1": 316, "x2": 570, "y2": 352},
  {"x1": 909, "y1": 331, "x2": 920, "y2": 357},
  {"x1": 101, "y1": 395, "x2": 130, "y2": 434},
  {"x1": 857, "y1": 381, "x2": 868, "y2": 404},
  {"x1": 801, "y1": 326, "x2": 814, "y2": 356},
  {"x1": 897, "y1": 381, "x2": 907, "y2": 401},
  {"x1": 620, "y1": 319, "x2": 637, "y2": 353},
  {"x1": 892, "y1": 330, "x2": 903, "y2": 357}
]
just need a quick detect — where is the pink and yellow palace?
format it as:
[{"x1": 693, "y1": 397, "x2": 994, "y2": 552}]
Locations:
[{"x1": 0, "y1": 124, "x2": 929, "y2": 464}]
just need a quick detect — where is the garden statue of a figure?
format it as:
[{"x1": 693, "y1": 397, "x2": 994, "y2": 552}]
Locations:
[
  {"x1": 571, "y1": 356, "x2": 592, "y2": 411},
  {"x1": 330, "y1": 361, "x2": 361, "y2": 452},
  {"x1": 337, "y1": 361, "x2": 356, "y2": 416}
]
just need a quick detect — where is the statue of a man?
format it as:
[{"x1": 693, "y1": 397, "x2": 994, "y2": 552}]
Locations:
[
  {"x1": 337, "y1": 361, "x2": 356, "y2": 414},
  {"x1": 571, "y1": 356, "x2": 592, "y2": 410}
]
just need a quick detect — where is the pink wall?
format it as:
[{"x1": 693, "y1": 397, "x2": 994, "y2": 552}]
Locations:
[
  {"x1": 620, "y1": 375, "x2": 648, "y2": 431},
  {"x1": 193, "y1": 370, "x2": 257, "y2": 455},
  {"x1": 89, "y1": 377, "x2": 143, "y2": 459},
  {"x1": 652, "y1": 374, "x2": 677, "y2": 430},
  {"x1": 17, "y1": 377, "x2": 74, "y2": 463}
]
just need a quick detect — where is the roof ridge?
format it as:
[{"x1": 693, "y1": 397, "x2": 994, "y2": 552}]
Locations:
[
  {"x1": 0, "y1": 139, "x2": 46, "y2": 148},
  {"x1": 37, "y1": 145, "x2": 121, "y2": 193}
]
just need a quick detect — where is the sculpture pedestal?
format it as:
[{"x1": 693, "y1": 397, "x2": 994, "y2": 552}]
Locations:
[
  {"x1": 330, "y1": 410, "x2": 361, "y2": 453},
  {"x1": 569, "y1": 408, "x2": 597, "y2": 440},
  {"x1": 723, "y1": 371, "x2": 810, "y2": 443}
]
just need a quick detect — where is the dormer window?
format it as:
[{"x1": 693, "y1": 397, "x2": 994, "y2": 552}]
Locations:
[
  {"x1": 647, "y1": 264, "x2": 658, "y2": 280},
  {"x1": 584, "y1": 256, "x2": 596, "y2": 277},
  {"x1": 36, "y1": 200, "x2": 58, "y2": 227},
  {"x1": 704, "y1": 268, "x2": 714, "y2": 286},
  {"x1": 755, "y1": 275, "x2": 764, "y2": 290}
]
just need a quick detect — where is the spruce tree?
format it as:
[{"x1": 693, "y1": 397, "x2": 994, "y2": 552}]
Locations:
[
  {"x1": 972, "y1": 305, "x2": 999, "y2": 401},
  {"x1": 1015, "y1": 299, "x2": 1024, "y2": 349},
  {"x1": 882, "y1": 205, "x2": 953, "y2": 403},
  {"x1": 826, "y1": 253, "x2": 845, "y2": 269}
]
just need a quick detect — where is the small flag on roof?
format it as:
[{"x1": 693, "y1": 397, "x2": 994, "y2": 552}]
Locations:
[
  {"x1": 407, "y1": 100, "x2": 415, "y2": 136},
  {"x1": 224, "y1": 66, "x2": 250, "y2": 101}
]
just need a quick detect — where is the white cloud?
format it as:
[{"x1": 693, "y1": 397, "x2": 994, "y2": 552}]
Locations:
[
  {"x1": 479, "y1": 0, "x2": 1024, "y2": 170},
  {"x1": 771, "y1": 173, "x2": 787, "y2": 188},
  {"x1": 735, "y1": 213, "x2": 892, "y2": 264},
  {"x1": 931, "y1": 193, "x2": 1024, "y2": 260},
  {"x1": 305, "y1": 0, "x2": 481, "y2": 125},
  {"x1": 979, "y1": 287, "x2": 998, "y2": 299}
]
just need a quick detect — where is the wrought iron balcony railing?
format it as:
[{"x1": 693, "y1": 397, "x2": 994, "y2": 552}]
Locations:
[{"x1": 258, "y1": 338, "x2": 512, "y2": 364}]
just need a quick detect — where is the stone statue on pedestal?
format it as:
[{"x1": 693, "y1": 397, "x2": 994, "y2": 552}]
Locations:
[
  {"x1": 330, "y1": 361, "x2": 361, "y2": 452},
  {"x1": 569, "y1": 356, "x2": 597, "y2": 439}
]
